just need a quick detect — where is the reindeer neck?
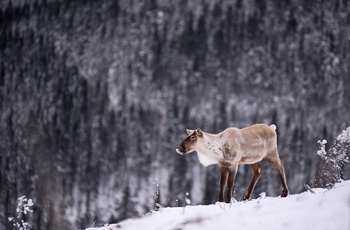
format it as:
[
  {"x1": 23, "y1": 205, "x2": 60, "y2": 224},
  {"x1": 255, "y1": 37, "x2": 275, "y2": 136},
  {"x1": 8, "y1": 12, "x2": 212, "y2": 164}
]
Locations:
[{"x1": 198, "y1": 132, "x2": 223, "y2": 157}]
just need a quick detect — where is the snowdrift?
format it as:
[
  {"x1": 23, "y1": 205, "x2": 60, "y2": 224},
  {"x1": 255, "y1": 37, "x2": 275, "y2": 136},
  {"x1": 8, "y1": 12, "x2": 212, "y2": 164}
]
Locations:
[{"x1": 87, "y1": 180, "x2": 350, "y2": 230}]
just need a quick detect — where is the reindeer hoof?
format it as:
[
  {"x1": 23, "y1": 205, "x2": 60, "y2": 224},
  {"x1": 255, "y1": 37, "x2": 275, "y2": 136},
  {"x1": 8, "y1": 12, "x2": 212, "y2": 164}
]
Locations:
[
  {"x1": 241, "y1": 195, "x2": 250, "y2": 201},
  {"x1": 281, "y1": 190, "x2": 288, "y2": 197}
]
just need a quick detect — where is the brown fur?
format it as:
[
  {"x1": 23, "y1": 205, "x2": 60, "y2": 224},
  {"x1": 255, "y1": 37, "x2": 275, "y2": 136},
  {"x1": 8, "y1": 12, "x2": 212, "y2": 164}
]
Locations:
[{"x1": 176, "y1": 124, "x2": 289, "y2": 203}]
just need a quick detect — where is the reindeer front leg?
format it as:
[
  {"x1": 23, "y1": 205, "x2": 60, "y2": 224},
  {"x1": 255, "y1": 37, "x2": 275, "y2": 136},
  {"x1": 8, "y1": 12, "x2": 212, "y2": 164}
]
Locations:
[
  {"x1": 226, "y1": 165, "x2": 238, "y2": 203},
  {"x1": 218, "y1": 167, "x2": 229, "y2": 202}
]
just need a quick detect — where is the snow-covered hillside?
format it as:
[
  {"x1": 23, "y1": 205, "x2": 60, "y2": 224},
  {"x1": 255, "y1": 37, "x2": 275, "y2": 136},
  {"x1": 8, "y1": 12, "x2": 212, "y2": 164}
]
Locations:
[{"x1": 87, "y1": 181, "x2": 350, "y2": 230}]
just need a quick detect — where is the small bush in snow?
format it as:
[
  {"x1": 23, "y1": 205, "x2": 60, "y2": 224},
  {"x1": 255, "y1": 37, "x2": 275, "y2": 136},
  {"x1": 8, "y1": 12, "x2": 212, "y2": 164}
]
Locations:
[{"x1": 8, "y1": 196, "x2": 34, "y2": 230}]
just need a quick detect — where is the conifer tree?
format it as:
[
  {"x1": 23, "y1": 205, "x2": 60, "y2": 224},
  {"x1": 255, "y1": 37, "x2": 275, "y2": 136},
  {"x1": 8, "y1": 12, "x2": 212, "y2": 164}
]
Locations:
[{"x1": 115, "y1": 185, "x2": 138, "y2": 222}]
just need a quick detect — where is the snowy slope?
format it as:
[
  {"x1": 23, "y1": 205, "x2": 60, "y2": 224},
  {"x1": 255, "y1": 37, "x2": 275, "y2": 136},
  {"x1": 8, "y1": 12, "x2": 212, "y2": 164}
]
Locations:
[{"x1": 87, "y1": 180, "x2": 350, "y2": 230}]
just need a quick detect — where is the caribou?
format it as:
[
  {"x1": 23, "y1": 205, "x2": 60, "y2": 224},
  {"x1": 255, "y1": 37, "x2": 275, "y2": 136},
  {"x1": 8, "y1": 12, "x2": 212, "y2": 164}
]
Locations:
[{"x1": 176, "y1": 124, "x2": 289, "y2": 203}]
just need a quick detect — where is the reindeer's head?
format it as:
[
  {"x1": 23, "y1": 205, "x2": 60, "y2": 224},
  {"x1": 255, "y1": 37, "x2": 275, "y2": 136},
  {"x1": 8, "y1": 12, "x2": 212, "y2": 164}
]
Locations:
[{"x1": 176, "y1": 128, "x2": 203, "y2": 155}]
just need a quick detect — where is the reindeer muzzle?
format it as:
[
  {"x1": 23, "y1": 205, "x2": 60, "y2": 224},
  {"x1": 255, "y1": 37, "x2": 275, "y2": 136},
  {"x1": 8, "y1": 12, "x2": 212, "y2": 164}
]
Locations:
[{"x1": 176, "y1": 148, "x2": 185, "y2": 155}]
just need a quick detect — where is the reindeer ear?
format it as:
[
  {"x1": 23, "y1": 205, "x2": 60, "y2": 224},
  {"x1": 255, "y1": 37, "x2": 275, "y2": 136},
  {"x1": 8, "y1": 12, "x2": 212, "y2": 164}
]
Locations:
[
  {"x1": 186, "y1": 129, "x2": 194, "y2": 135},
  {"x1": 195, "y1": 128, "x2": 203, "y2": 137}
]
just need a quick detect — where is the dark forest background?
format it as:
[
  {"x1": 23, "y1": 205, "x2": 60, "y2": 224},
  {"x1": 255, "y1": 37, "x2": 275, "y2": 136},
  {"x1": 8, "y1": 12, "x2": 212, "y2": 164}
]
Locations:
[{"x1": 1, "y1": 0, "x2": 350, "y2": 229}]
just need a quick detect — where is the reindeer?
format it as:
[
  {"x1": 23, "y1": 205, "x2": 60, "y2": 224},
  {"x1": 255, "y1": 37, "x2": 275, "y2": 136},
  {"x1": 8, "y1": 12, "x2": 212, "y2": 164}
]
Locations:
[{"x1": 176, "y1": 124, "x2": 289, "y2": 203}]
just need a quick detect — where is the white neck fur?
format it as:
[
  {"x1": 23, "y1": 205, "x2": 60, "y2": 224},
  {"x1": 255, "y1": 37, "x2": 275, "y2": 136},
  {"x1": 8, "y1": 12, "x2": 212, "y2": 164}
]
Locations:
[{"x1": 195, "y1": 133, "x2": 224, "y2": 167}]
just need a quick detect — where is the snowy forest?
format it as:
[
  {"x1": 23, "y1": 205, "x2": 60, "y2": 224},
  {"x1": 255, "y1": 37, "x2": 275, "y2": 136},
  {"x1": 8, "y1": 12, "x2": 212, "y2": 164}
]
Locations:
[{"x1": 1, "y1": 0, "x2": 350, "y2": 229}]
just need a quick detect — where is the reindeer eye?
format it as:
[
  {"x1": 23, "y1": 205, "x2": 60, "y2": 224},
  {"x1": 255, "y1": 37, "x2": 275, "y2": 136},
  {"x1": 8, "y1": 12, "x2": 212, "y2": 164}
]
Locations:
[{"x1": 190, "y1": 135, "x2": 196, "y2": 141}]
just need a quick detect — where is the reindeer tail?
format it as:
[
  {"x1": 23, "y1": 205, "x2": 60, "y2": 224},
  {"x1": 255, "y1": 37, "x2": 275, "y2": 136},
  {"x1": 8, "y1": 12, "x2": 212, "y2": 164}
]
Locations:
[{"x1": 269, "y1": 124, "x2": 276, "y2": 131}]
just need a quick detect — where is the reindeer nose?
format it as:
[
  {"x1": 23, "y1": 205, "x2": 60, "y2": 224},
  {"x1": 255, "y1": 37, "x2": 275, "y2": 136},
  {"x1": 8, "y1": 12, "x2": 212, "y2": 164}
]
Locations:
[
  {"x1": 176, "y1": 148, "x2": 185, "y2": 155},
  {"x1": 176, "y1": 144, "x2": 185, "y2": 155}
]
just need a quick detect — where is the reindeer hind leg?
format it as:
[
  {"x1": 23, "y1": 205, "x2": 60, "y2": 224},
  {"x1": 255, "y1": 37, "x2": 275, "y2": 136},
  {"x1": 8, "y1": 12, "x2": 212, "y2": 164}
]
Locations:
[
  {"x1": 266, "y1": 151, "x2": 289, "y2": 197},
  {"x1": 241, "y1": 162, "x2": 262, "y2": 201}
]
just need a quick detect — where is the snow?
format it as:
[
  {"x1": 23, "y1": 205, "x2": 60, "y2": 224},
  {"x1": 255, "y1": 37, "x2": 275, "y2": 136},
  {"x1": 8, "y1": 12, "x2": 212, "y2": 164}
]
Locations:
[
  {"x1": 317, "y1": 139, "x2": 327, "y2": 158},
  {"x1": 86, "y1": 180, "x2": 350, "y2": 230},
  {"x1": 337, "y1": 127, "x2": 350, "y2": 143}
]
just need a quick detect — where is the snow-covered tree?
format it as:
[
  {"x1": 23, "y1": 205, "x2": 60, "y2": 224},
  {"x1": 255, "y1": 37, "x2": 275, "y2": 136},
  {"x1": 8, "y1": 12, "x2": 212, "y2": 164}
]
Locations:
[{"x1": 314, "y1": 127, "x2": 350, "y2": 188}]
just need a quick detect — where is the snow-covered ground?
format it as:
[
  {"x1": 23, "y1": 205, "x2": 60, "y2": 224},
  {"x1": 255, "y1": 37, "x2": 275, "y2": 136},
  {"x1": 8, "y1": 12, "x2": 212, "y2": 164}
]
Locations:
[{"x1": 87, "y1": 180, "x2": 350, "y2": 230}]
